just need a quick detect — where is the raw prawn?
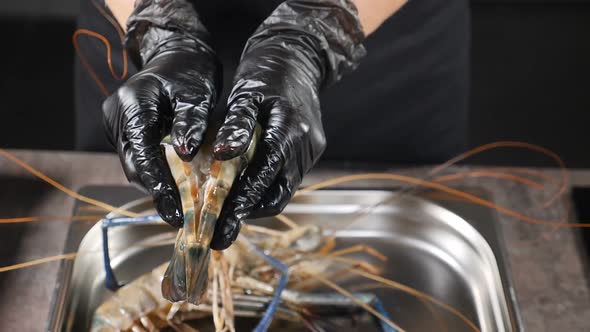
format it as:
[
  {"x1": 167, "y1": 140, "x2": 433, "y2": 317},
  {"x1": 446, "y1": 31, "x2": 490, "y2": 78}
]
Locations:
[
  {"x1": 161, "y1": 126, "x2": 261, "y2": 304},
  {"x1": 91, "y1": 221, "x2": 397, "y2": 332}
]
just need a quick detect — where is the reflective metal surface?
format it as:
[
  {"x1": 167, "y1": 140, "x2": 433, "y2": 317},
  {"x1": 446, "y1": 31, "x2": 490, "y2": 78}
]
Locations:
[{"x1": 49, "y1": 190, "x2": 520, "y2": 332}]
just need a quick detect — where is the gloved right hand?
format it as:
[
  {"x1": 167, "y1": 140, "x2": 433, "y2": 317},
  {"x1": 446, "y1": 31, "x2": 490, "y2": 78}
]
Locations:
[
  {"x1": 209, "y1": 0, "x2": 366, "y2": 250},
  {"x1": 102, "y1": 0, "x2": 220, "y2": 228}
]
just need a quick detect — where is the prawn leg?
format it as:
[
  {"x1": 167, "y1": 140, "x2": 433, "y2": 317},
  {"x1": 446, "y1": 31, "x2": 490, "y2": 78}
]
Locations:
[
  {"x1": 326, "y1": 244, "x2": 388, "y2": 262},
  {"x1": 233, "y1": 275, "x2": 398, "y2": 332},
  {"x1": 239, "y1": 236, "x2": 289, "y2": 332}
]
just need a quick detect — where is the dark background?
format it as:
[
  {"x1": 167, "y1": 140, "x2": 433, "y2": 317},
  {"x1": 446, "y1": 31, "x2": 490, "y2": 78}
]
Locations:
[{"x1": 0, "y1": 1, "x2": 589, "y2": 167}]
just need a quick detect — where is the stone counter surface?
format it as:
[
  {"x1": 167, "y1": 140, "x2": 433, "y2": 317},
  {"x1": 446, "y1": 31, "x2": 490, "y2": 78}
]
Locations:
[{"x1": 0, "y1": 150, "x2": 589, "y2": 332}]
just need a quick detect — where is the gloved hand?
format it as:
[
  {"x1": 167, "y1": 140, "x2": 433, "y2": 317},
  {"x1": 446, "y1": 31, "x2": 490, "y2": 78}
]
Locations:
[
  {"x1": 210, "y1": 0, "x2": 366, "y2": 250},
  {"x1": 103, "y1": 0, "x2": 221, "y2": 228}
]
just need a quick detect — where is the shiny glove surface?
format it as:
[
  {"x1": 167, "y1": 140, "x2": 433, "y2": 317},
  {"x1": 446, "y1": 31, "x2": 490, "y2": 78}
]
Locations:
[
  {"x1": 103, "y1": 0, "x2": 221, "y2": 228},
  {"x1": 210, "y1": 0, "x2": 366, "y2": 250}
]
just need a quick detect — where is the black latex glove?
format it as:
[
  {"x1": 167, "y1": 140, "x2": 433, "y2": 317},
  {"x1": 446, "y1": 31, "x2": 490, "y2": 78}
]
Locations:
[
  {"x1": 210, "y1": 0, "x2": 366, "y2": 250},
  {"x1": 102, "y1": 0, "x2": 221, "y2": 228}
]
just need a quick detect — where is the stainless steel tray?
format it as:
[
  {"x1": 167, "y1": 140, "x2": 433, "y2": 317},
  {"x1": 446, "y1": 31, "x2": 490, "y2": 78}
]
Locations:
[{"x1": 48, "y1": 189, "x2": 521, "y2": 332}]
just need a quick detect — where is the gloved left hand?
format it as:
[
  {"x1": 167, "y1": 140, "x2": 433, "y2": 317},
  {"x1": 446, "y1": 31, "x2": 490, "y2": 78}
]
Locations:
[
  {"x1": 102, "y1": 0, "x2": 221, "y2": 228},
  {"x1": 210, "y1": 0, "x2": 366, "y2": 250}
]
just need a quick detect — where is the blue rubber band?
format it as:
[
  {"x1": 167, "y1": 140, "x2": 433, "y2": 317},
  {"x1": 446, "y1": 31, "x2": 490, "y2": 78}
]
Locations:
[
  {"x1": 242, "y1": 239, "x2": 289, "y2": 332},
  {"x1": 372, "y1": 296, "x2": 398, "y2": 332},
  {"x1": 100, "y1": 214, "x2": 162, "y2": 290}
]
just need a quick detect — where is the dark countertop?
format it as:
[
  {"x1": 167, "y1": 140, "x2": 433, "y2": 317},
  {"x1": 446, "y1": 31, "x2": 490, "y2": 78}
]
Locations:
[{"x1": 0, "y1": 150, "x2": 589, "y2": 332}]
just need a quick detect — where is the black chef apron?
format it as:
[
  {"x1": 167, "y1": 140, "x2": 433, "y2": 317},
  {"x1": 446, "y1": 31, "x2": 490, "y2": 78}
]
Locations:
[{"x1": 75, "y1": 0, "x2": 470, "y2": 164}]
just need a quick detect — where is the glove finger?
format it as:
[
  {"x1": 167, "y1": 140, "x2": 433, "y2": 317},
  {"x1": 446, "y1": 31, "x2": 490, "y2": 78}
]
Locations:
[
  {"x1": 125, "y1": 110, "x2": 184, "y2": 228},
  {"x1": 116, "y1": 137, "x2": 142, "y2": 186},
  {"x1": 248, "y1": 127, "x2": 307, "y2": 218},
  {"x1": 171, "y1": 95, "x2": 212, "y2": 161},
  {"x1": 213, "y1": 80, "x2": 264, "y2": 160},
  {"x1": 237, "y1": 98, "x2": 317, "y2": 219},
  {"x1": 210, "y1": 136, "x2": 285, "y2": 250},
  {"x1": 102, "y1": 94, "x2": 122, "y2": 149},
  {"x1": 103, "y1": 94, "x2": 142, "y2": 185},
  {"x1": 248, "y1": 168, "x2": 301, "y2": 219}
]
